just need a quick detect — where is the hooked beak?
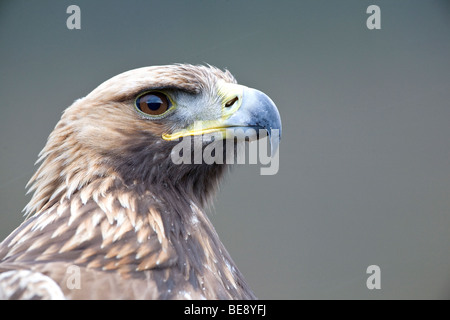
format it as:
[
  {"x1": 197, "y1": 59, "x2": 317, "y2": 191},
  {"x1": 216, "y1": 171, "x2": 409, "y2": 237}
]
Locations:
[
  {"x1": 222, "y1": 87, "x2": 281, "y2": 156},
  {"x1": 162, "y1": 85, "x2": 281, "y2": 156}
]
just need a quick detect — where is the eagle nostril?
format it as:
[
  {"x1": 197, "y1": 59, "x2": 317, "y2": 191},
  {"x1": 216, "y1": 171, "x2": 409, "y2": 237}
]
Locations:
[{"x1": 224, "y1": 96, "x2": 238, "y2": 108}]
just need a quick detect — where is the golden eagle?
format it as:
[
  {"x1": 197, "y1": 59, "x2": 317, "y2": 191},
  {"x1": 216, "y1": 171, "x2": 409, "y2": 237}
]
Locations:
[{"x1": 0, "y1": 64, "x2": 281, "y2": 299}]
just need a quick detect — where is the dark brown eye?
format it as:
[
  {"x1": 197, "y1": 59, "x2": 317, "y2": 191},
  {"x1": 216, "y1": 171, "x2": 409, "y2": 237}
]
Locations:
[
  {"x1": 225, "y1": 96, "x2": 239, "y2": 108},
  {"x1": 136, "y1": 92, "x2": 170, "y2": 116}
]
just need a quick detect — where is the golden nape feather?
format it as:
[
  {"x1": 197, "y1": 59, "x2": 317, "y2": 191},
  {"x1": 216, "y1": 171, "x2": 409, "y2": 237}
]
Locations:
[{"x1": 0, "y1": 64, "x2": 281, "y2": 299}]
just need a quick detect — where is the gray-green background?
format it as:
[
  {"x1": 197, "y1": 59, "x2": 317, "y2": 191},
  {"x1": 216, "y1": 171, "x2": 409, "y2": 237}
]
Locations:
[{"x1": 1, "y1": 0, "x2": 449, "y2": 299}]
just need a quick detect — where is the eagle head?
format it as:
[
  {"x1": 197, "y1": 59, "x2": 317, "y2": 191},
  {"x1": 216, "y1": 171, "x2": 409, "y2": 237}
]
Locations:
[
  {"x1": 2, "y1": 64, "x2": 281, "y2": 300},
  {"x1": 26, "y1": 64, "x2": 281, "y2": 214}
]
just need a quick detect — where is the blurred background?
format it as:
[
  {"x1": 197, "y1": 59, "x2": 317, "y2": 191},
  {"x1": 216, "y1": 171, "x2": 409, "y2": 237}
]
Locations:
[{"x1": 1, "y1": 0, "x2": 449, "y2": 299}]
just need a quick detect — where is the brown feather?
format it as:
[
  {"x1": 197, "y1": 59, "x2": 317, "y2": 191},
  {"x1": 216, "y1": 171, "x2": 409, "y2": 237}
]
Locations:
[{"x1": 0, "y1": 64, "x2": 255, "y2": 300}]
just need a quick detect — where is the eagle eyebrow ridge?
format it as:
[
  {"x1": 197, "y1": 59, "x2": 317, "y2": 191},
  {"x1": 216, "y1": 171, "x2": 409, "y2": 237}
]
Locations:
[{"x1": 115, "y1": 86, "x2": 200, "y2": 103}]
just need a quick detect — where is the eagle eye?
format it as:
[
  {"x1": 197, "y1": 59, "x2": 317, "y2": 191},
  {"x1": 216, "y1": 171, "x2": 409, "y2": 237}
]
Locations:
[{"x1": 136, "y1": 92, "x2": 171, "y2": 117}]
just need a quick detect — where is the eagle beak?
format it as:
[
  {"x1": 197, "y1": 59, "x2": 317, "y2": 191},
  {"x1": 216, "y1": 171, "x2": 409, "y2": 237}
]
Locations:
[
  {"x1": 223, "y1": 87, "x2": 282, "y2": 156},
  {"x1": 162, "y1": 85, "x2": 281, "y2": 156}
]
